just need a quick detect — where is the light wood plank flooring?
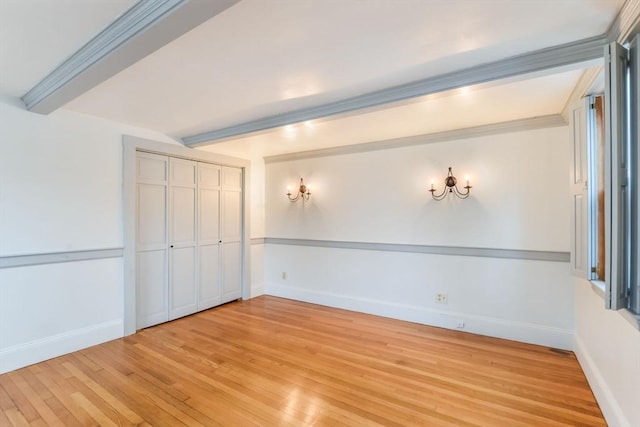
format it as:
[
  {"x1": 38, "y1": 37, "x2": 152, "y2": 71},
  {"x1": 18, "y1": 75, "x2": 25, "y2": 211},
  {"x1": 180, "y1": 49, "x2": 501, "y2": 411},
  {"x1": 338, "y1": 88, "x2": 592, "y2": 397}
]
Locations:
[{"x1": 1, "y1": 296, "x2": 604, "y2": 426}]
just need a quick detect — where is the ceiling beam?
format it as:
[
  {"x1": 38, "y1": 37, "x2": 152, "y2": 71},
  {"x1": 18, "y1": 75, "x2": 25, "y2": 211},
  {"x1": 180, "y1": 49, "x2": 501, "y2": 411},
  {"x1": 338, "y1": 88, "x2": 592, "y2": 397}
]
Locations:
[
  {"x1": 606, "y1": 0, "x2": 640, "y2": 43},
  {"x1": 22, "y1": 0, "x2": 240, "y2": 114},
  {"x1": 183, "y1": 34, "x2": 607, "y2": 146}
]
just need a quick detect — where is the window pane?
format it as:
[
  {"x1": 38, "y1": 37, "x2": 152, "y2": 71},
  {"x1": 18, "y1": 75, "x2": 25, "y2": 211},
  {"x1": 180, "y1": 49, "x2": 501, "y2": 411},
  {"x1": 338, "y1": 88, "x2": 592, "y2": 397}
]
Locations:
[{"x1": 594, "y1": 96, "x2": 606, "y2": 281}]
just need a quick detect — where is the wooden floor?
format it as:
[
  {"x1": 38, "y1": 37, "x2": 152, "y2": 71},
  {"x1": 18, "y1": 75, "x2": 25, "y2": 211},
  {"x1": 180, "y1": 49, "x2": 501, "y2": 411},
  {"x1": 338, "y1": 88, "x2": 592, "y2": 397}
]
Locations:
[{"x1": 1, "y1": 296, "x2": 604, "y2": 426}]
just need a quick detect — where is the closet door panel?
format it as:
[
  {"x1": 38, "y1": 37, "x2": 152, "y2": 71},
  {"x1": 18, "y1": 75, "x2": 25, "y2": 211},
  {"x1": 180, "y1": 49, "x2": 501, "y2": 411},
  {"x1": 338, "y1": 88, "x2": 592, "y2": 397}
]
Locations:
[
  {"x1": 221, "y1": 241, "x2": 242, "y2": 302},
  {"x1": 169, "y1": 158, "x2": 197, "y2": 320},
  {"x1": 137, "y1": 250, "x2": 168, "y2": 328},
  {"x1": 199, "y1": 244, "x2": 221, "y2": 309},
  {"x1": 199, "y1": 188, "x2": 220, "y2": 243},
  {"x1": 137, "y1": 154, "x2": 167, "y2": 181},
  {"x1": 222, "y1": 190, "x2": 242, "y2": 243},
  {"x1": 138, "y1": 184, "x2": 167, "y2": 249},
  {"x1": 220, "y1": 166, "x2": 243, "y2": 302},
  {"x1": 136, "y1": 153, "x2": 169, "y2": 329},
  {"x1": 222, "y1": 166, "x2": 242, "y2": 188},
  {"x1": 198, "y1": 162, "x2": 222, "y2": 309},
  {"x1": 171, "y1": 160, "x2": 196, "y2": 185},
  {"x1": 169, "y1": 246, "x2": 197, "y2": 319},
  {"x1": 199, "y1": 163, "x2": 221, "y2": 245},
  {"x1": 199, "y1": 164, "x2": 220, "y2": 187},
  {"x1": 171, "y1": 186, "x2": 196, "y2": 244}
]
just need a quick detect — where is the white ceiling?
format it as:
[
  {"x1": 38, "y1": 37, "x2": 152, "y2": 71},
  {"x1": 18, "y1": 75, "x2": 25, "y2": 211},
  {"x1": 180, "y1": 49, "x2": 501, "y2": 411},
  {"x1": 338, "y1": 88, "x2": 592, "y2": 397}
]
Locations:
[
  {"x1": 0, "y1": 0, "x2": 136, "y2": 97},
  {"x1": 1, "y1": 0, "x2": 626, "y2": 157},
  {"x1": 200, "y1": 67, "x2": 586, "y2": 158}
]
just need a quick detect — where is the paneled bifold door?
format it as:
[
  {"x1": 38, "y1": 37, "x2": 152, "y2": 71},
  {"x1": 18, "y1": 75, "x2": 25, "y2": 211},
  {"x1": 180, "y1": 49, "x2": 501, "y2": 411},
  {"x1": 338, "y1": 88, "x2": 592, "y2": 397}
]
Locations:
[{"x1": 136, "y1": 152, "x2": 242, "y2": 329}]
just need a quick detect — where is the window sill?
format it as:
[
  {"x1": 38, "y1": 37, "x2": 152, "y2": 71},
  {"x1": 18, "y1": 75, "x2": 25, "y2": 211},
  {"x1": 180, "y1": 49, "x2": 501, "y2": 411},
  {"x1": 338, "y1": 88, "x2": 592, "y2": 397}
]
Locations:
[
  {"x1": 589, "y1": 280, "x2": 640, "y2": 330},
  {"x1": 619, "y1": 308, "x2": 640, "y2": 331}
]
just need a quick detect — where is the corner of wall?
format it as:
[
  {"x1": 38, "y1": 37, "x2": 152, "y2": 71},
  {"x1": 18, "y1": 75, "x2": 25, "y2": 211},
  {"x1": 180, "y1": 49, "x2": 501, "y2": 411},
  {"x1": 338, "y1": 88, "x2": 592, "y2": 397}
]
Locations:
[
  {"x1": 573, "y1": 277, "x2": 639, "y2": 427},
  {"x1": 573, "y1": 334, "x2": 631, "y2": 427}
]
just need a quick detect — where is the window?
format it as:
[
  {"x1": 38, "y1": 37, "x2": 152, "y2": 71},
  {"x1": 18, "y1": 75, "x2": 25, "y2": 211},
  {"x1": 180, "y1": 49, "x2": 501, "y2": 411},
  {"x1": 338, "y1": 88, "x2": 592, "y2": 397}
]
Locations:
[
  {"x1": 571, "y1": 36, "x2": 639, "y2": 315},
  {"x1": 588, "y1": 95, "x2": 606, "y2": 282},
  {"x1": 604, "y1": 37, "x2": 639, "y2": 314}
]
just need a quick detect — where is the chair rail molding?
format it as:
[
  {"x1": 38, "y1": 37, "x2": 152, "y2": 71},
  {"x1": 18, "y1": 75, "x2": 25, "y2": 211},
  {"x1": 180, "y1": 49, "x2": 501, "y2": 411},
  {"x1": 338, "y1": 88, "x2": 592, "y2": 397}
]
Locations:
[
  {"x1": 263, "y1": 238, "x2": 570, "y2": 263},
  {"x1": 0, "y1": 248, "x2": 123, "y2": 269}
]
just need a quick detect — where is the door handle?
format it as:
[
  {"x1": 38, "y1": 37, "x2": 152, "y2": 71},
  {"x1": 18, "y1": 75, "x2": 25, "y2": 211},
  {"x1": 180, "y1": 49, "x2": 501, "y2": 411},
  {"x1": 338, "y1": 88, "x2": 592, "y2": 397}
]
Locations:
[{"x1": 170, "y1": 245, "x2": 174, "y2": 248}]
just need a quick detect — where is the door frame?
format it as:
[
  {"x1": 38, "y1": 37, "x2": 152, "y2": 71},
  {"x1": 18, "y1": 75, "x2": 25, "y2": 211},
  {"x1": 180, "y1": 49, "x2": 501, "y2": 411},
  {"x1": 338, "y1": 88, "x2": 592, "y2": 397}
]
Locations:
[{"x1": 123, "y1": 135, "x2": 251, "y2": 336}]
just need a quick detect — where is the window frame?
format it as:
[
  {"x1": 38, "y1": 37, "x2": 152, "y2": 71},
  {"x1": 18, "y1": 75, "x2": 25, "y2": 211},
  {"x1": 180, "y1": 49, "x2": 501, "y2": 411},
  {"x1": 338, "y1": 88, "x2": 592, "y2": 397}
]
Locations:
[
  {"x1": 571, "y1": 37, "x2": 640, "y2": 324},
  {"x1": 587, "y1": 95, "x2": 606, "y2": 284}
]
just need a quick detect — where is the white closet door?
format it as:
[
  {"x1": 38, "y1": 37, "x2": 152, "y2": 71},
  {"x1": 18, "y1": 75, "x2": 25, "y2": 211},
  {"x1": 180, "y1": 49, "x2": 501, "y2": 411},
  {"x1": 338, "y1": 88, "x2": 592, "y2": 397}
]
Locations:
[
  {"x1": 197, "y1": 162, "x2": 221, "y2": 310},
  {"x1": 136, "y1": 154, "x2": 243, "y2": 328},
  {"x1": 136, "y1": 152, "x2": 169, "y2": 329},
  {"x1": 221, "y1": 166, "x2": 243, "y2": 302},
  {"x1": 169, "y1": 158, "x2": 198, "y2": 320}
]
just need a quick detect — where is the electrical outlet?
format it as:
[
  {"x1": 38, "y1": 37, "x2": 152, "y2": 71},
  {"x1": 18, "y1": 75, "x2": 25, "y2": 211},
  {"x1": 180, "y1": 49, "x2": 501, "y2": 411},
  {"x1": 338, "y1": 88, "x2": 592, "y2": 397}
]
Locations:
[
  {"x1": 456, "y1": 320, "x2": 465, "y2": 329},
  {"x1": 435, "y1": 293, "x2": 448, "y2": 304},
  {"x1": 282, "y1": 271, "x2": 287, "y2": 280}
]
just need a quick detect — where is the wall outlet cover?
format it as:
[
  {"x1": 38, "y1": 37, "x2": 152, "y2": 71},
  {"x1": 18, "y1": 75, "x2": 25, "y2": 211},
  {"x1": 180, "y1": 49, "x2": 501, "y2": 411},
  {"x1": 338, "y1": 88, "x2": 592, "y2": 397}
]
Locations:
[{"x1": 436, "y1": 293, "x2": 448, "y2": 304}]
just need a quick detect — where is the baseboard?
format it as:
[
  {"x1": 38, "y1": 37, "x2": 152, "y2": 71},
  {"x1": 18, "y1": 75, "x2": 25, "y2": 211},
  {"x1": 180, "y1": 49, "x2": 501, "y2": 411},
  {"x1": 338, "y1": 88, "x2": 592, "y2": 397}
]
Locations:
[
  {"x1": 0, "y1": 319, "x2": 123, "y2": 374},
  {"x1": 574, "y1": 336, "x2": 629, "y2": 427},
  {"x1": 265, "y1": 283, "x2": 573, "y2": 350}
]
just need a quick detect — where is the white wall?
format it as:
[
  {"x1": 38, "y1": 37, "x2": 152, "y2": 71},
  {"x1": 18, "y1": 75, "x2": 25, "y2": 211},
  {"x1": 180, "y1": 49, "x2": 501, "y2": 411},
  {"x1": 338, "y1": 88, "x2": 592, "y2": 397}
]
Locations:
[
  {"x1": 574, "y1": 279, "x2": 640, "y2": 427},
  {"x1": 0, "y1": 259, "x2": 123, "y2": 372},
  {"x1": 0, "y1": 96, "x2": 176, "y2": 373},
  {"x1": 264, "y1": 126, "x2": 574, "y2": 348},
  {"x1": 0, "y1": 96, "x2": 176, "y2": 256},
  {"x1": 266, "y1": 128, "x2": 570, "y2": 250}
]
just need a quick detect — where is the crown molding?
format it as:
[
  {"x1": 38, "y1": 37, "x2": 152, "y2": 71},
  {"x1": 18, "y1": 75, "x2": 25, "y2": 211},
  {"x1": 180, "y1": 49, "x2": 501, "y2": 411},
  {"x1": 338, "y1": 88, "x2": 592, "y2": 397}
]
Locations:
[
  {"x1": 22, "y1": 0, "x2": 240, "y2": 114},
  {"x1": 264, "y1": 114, "x2": 566, "y2": 164},
  {"x1": 183, "y1": 35, "x2": 605, "y2": 146}
]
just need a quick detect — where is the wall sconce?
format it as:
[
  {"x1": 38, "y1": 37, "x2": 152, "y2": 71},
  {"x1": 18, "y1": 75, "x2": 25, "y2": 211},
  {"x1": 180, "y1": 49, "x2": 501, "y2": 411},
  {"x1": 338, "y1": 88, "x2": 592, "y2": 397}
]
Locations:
[
  {"x1": 429, "y1": 167, "x2": 471, "y2": 200},
  {"x1": 286, "y1": 178, "x2": 311, "y2": 202}
]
